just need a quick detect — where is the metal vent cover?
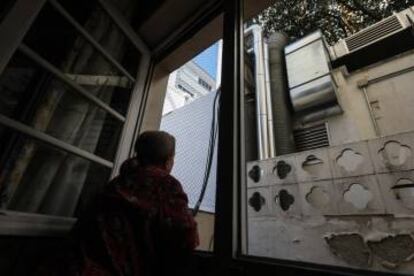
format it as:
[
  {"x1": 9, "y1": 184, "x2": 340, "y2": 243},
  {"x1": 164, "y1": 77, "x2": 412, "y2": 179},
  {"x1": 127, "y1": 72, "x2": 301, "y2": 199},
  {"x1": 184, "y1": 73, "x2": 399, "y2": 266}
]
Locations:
[
  {"x1": 345, "y1": 15, "x2": 403, "y2": 52},
  {"x1": 293, "y1": 124, "x2": 329, "y2": 152}
]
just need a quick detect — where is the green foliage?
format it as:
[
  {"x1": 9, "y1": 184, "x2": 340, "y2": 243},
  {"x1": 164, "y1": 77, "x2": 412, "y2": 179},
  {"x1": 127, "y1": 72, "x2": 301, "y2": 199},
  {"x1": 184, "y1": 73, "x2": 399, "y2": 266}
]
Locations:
[{"x1": 255, "y1": 0, "x2": 414, "y2": 44}]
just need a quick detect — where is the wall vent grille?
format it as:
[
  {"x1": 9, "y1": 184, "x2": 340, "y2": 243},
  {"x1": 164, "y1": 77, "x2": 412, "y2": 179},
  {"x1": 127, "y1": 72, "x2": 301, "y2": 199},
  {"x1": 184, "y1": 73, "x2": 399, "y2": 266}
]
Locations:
[
  {"x1": 345, "y1": 15, "x2": 403, "y2": 52},
  {"x1": 294, "y1": 124, "x2": 329, "y2": 152}
]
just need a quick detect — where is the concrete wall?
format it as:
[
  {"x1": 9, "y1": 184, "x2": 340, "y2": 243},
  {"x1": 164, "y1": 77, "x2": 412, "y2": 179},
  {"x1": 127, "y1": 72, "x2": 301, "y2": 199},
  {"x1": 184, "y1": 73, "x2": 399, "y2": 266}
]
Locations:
[
  {"x1": 195, "y1": 212, "x2": 215, "y2": 251},
  {"x1": 247, "y1": 48, "x2": 414, "y2": 273},
  {"x1": 247, "y1": 129, "x2": 414, "y2": 273},
  {"x1": 299, "y1": 50, "x2": 414, "y2": 146}
]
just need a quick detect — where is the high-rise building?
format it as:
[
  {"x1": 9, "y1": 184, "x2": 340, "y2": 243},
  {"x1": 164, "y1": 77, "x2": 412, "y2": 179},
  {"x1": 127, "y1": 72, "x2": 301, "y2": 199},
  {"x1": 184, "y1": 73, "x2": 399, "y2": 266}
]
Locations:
[{"x1": 162, "y1": 60, "x2": 216, "y2": 115}]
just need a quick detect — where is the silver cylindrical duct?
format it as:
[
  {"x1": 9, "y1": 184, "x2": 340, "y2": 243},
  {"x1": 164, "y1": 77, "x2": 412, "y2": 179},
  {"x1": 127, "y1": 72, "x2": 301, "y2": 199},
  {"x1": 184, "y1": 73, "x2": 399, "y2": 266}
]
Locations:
[
  {"x1": 298, "y1": 105, "x2": 342, "y2": 124},
  {"x1": 247, "y1": 25, "x2": 269, "y2": 160},
  {"x1": 268, "y1": 32, "x2": 296, "y2": 155},
  {"x1": 290, "y1": 75, "x2": 337, "y2": 112}
]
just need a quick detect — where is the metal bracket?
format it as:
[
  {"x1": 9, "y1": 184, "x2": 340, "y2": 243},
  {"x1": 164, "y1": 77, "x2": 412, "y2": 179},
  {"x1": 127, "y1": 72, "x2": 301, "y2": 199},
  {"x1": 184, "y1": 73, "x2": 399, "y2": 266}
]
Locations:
[
  {"x1": 64, "y1": 74, "x2": 132, "y2": 88},
  {"x1": 357, "y1": 78, "x2": 369, "y2": 88}
]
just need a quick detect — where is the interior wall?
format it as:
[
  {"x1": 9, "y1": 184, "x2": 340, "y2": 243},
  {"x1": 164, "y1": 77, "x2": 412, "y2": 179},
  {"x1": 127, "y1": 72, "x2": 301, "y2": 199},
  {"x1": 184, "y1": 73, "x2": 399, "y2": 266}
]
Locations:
[
  {"x1": 139, "y1": 65, "x2": 170, "y2": 131},
  {"x1": 195, "y1": 212, "x2": 215, "y2": 251}
]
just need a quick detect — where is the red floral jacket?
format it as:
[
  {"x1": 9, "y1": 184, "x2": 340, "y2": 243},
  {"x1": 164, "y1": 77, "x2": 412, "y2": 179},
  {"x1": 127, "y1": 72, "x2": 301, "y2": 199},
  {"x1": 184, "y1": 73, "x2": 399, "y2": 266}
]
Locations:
[{"x1": 73, "y1": 160, "x2": 199, "y2": 276}]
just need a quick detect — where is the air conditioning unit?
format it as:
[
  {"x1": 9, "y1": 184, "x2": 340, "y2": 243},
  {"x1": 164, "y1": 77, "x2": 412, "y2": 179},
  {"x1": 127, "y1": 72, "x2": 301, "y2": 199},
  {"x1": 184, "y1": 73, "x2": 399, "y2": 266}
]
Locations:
[{"x1": 329, "y1": 7, "x2": 414, "y2": 60}]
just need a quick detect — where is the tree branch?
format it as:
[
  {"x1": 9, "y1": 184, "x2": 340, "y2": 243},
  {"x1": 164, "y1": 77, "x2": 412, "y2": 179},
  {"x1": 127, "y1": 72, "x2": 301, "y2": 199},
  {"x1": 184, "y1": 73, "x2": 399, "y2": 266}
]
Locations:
[{"x1": 337, "y1": 0, "x2": 382, "y2": 21}]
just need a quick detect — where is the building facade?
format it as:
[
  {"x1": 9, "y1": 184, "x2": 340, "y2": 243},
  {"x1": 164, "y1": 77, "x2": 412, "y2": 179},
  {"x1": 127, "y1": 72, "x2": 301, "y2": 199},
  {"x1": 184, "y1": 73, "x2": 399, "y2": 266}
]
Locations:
[
  {"x1": 247, "y1": 8, "x2": 414, "y2": 273},
  {"x1": 162, "y1": 60, "x2": 216, "y2": 115}
]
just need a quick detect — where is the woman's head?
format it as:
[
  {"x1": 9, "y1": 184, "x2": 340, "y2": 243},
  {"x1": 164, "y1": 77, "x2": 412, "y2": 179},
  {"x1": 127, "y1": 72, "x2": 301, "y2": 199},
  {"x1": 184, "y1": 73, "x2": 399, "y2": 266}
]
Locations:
[{"x1": 134, "y1": 131, "x2": 176, "y2": 172}]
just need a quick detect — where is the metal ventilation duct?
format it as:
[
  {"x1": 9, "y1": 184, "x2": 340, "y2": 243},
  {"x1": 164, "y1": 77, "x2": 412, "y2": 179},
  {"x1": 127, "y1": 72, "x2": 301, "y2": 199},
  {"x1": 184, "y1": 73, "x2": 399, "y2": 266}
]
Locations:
[
  {"x1": 345, "y1": 15, "x2": 403, "y2": 52},
  {"x1": 245, "y1": 25, "x2": 276, "y2": 160},
  {"x1": 285, "y1": 31, "x2": 339, "y2": 114},
  {"x1": 267, "y1": 32, "x2": 295, "y2": 156}
]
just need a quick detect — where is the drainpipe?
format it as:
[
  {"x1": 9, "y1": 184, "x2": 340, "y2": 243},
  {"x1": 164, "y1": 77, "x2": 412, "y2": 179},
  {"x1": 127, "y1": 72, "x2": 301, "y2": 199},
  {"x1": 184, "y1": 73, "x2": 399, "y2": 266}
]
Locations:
[
  {"x1": 357, "y1": 78, "x2": 381, "y2": 137},
  {"x1": 246, "y1": 25, "x2": 269, "y2": 160},
  {"x1": 264, "y1": 42, "x2": 276, "y2": 158}
]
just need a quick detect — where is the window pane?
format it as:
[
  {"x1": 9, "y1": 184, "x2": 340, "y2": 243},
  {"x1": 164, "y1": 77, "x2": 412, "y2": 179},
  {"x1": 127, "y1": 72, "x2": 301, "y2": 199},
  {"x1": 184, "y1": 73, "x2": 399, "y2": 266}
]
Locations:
[
  {"x1": 243, "y1": 1, "x2": 414, "y2": 274},
  {"x1": 0, "y1": 0, "x2": 144, "y2": 162},
  {"x1": 0, "y1": 52, "x2": 125, "y2": 162},
  {"x1": 0, "y1": 0, "x2": 145, "y2": 219},
  {"x1": 160, "y1": 41, "x2": 222, "y2": 252},
  {"x1": 0, "y1": 131, "x2": 111, "y2": 217}
]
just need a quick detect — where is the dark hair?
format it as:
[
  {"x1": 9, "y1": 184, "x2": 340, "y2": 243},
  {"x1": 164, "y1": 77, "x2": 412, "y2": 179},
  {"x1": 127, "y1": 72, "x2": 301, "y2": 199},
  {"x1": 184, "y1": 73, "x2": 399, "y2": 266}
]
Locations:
[{"x1": 134, "y1": 131, "x2": 175, "y2": 166}]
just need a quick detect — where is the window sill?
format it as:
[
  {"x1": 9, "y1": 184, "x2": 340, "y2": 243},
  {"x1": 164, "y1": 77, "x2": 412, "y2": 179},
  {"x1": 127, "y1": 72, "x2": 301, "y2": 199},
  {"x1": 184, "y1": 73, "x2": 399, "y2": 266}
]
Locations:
[{"x1": 0, "y1": 210, "x2": 76, "y2": 237}]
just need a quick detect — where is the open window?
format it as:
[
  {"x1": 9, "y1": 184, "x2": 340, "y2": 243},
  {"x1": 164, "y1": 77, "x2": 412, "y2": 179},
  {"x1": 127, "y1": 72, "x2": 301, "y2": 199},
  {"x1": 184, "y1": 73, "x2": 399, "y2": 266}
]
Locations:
[
  {"x1": 2, "y1": 0, "x2": 414, "y2": 274},
  {"x1": 160, "y1": 44, "x2": 220, "y2": 251},
  {"x1": 139, "y1": 14, "x2": 223, "y2": 251}
]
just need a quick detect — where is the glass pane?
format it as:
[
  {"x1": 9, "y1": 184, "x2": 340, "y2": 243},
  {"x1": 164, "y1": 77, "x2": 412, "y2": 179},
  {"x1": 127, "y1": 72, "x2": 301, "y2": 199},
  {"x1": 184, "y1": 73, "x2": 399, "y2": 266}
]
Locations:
[
  {"x1": 0, "y1": 52, "x2": 125, "y2": 162},
  {"x1": 0, "y1": 131, "x2": 111, "y2": 217},
  {"x1": 243, "y1": 0, "x2": 414, "y2": 274},
  {"x1": 0, "y1": 0, "x2": 145, "y2": 162},
  {"x1": 0, "y1": 0, "x2": 145, "y2": 220},
  {"x1": 160, "y1": 41, "x2": 222, "y2": 252}
]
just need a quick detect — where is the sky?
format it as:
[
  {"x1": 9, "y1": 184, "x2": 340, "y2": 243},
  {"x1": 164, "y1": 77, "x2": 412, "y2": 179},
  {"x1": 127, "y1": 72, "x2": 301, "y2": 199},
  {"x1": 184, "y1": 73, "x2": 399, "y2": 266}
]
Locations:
[{"x1": 193, "y1": 42, "x2": 219, "y2": 81}]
